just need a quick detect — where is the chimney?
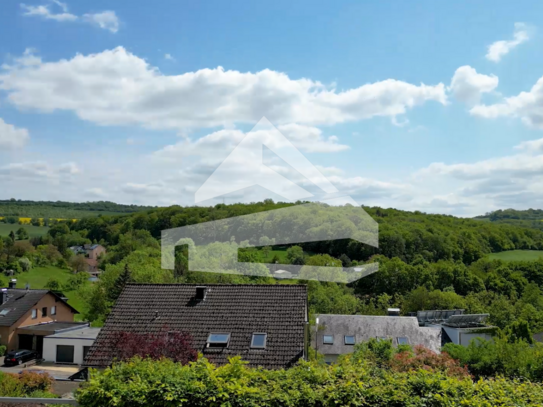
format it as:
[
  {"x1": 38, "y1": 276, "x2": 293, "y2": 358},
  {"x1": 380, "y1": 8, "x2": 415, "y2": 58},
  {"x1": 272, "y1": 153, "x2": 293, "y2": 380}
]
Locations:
[
  {"x1": 195, "y1": 286, "x2": 207, "y2": 301},
  {"x1": 8, "y1": 279, "x2": 17, "y2": 289},
  {"x1": 387, "y1": 308, "x2": 400, "y2": 317},
  {"x1": 0, "y1": 289, "x2": 7, "y2": 305}
]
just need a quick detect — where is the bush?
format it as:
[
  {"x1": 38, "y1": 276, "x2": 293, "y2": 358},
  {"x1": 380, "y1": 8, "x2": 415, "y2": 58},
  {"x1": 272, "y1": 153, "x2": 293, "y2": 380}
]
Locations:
[
  {"x1": 17, "y1": 371, "x2": 53, "y2": 393},
  {"x1": 0, "y1": 346, "x2": 6, "y2": 357},
  {"x1": 76, "y1": 356, "x2": 543, "y2": 407}
]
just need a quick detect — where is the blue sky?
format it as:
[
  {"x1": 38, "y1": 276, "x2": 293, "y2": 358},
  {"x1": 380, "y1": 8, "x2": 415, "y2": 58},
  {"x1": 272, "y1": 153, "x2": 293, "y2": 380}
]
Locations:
[{"x1": 1, "y1": 0, "x2": 543, "y2": 216}]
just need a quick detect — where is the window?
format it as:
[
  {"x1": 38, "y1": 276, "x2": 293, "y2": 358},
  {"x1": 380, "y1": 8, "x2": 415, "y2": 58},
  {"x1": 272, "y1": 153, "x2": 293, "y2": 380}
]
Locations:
[
  {"x1": 207, "y1": 333, "x2": 230, "y2": 347},
  {"x1": 51, "y1": 306, "x2": 56, "y2": 316},
  {"x1": 42, "y1": 307, "x2": 47, "y2": 317},
  {"x1": 376, "y1": 336, "x2": 388, "y2": 341},
  {"x1": 323, "y1": 335, "x2": 334, "y2": 344},
  {"x1": 0, "y1": 309, "x2": 11, "y2": 316},
  {"x1": 397, "y1": 337, "x2": 409, "y2": 345},
  {"x1": 344, "y1": 335, "x2": 355, "y2": 345},
  {"x1": 31, "y1": 309, "x2": 37, "y2": 319},
  {"x1": 251, "y1": 333, "x2": 267, "y2": 348}
]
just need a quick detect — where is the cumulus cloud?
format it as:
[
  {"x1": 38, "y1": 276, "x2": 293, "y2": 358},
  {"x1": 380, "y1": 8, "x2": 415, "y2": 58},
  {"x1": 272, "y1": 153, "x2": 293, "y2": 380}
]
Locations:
[
  {"x1": 20, "y1": 2, "x2": 77, "y2": 21},
  {"x1": 0, "y1": 118, "x2": 29, "y2": 149},
  {"x1": 470, "y1": 76, "x2": 543, "y2": 128},
  {"x1": 83, "y1": 11, "x2": 119, "y2": 33},
  {"x1": 0, "y1": 161, "x2": 80, "y2": 181},
  {"x1": 0, "y1": 47, "x2": 447, "y2": 131},
  {"x1": 449, "y1": 66, "x2": 498, "y2": 105},
  {"x1": 164, "y1": 54, "x2": 175, "y2": 61},
  {"x1": 486, "y1": 23, "x2": 530, "y2": 62},
  {"x1": 515, "y1": 137, "x2": 543, "y2": 153}
]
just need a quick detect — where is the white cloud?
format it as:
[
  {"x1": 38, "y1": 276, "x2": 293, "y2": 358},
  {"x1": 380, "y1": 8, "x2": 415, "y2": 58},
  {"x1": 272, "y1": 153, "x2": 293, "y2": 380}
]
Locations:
[
  {"x1": 20, "y1": 2, "x2": 77, "y2": 21},
  {"x1": 0, "y1": 118, "x2": 29, "y2": 149},
  {"x1": 165, "y1": 54, "x2": 175, "y2": 61},
  {"x1": 470, "y1": 75, "x2": 543, "y2": 128},
  {"x1": 83, "y1": 11, "x2": 119, "y2": 33},
  {"x1": 0, "y1": 161, "x2": 80, "y2": 181},
  {"x1": 0, "y1": 47, "x2": 447, "y2": 131},
  {"x1": 486, "y1": 22, "x2": 530, "y2": 63},
  {"x1": 85, "y1": 187, "x2": 107, "y2": 198},
  {"x1": 515, "y1": 137, "x2": 543, "y2": 153},
  {"x1": 449, "y1": 66, "x2": 499, "y2": 105}
]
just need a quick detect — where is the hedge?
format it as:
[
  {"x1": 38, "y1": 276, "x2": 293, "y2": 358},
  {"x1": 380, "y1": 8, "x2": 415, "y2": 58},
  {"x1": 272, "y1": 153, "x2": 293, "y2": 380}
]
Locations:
[{"x1": 76, "y1": 355, "x2": 543, "y2": 406}]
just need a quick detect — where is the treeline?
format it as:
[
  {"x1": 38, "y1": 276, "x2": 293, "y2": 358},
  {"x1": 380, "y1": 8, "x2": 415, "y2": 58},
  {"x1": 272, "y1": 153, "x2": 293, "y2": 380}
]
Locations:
[
  {"x1": 476, "y1": 208, "x2": 543, "y2": 232},
  {"x1": 0, "y1": 199, "x2": 155, "y2": 218}
]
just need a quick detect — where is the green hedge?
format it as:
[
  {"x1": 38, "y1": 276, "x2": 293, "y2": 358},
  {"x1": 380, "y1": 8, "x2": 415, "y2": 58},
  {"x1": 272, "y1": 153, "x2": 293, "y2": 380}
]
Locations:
[{"x1": 76, "y1": 356, "x2": 543, "y2": 407}]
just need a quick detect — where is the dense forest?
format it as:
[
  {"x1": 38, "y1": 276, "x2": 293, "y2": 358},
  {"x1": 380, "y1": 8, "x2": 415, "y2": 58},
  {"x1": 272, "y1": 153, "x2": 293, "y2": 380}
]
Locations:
[
  {"x1": 2, "y1": 200, "x2": 543, "y2": 380},
  {"x1": 476, "y1": 208, "x2": 543, "y2": 231},
  {"x1": 0, "y1": 199, "x2": 155, "y2": 218}
]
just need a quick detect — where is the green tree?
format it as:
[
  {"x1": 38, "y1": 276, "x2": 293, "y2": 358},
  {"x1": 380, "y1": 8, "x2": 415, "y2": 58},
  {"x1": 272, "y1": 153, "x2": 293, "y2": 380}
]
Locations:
[
  {"x1": 108, "y1": 263, "x2": 133, "y2": 303},
  {"x1": 16, "y1": 227, "x2": 28, "y2": 241}
]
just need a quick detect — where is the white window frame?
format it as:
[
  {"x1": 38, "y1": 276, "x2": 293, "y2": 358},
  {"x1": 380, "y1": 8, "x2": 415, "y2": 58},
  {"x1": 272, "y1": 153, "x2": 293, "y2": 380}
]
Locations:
[
  {"x1": 323, "y1": 335, "x2": 334, "y2": 344},
  {"x1": 51, "y1": 306, "x2": 56, "y2": 316},
  {"x1": 31, "y1": 309, "x2": 37, "y2": 319},
  {"x1": 344, "y1": 335, "x2": 355, "y2": 345},
  {"x1": 250, "y1": 333, "x2": 267, "y2": 349}
]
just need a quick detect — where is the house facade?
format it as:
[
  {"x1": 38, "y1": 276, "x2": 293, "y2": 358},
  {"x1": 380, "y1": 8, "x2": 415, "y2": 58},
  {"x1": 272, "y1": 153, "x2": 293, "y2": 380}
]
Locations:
[
  {"x1": 0, "y1": 286, "x2": 80, "y2": 356},
  {"x1": 313, "y1": 314, "x2": 442, "y2": 363},
  {"x1": 84, "y1": 284, "x2": 309, "y2": 369},
  {"x1": 69, "y1": 244, "x2": 106, "y2": 273}
]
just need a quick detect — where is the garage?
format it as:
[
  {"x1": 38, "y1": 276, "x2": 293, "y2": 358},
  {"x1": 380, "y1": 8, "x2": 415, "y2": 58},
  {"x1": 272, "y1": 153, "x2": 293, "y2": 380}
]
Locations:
[{"x1": 43, "y1": 327, "x2": 101, "y2": 365}]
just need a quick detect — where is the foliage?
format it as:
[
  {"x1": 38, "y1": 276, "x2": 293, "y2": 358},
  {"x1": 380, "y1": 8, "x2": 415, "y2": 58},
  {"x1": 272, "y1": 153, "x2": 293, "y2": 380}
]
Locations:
[
  {"x1": 65, "y1": 272, "x2": 89, "y2": 291},
  {"x1": 444, "y1": 336, "x2": 543, "y2": 381},
  {"x1": 108, "y1": 264, "x2": 132, "y2": 302},
  {"x1": 0, "y1": 346, "x2": 6, "y2": 357},
  {"x1": 17, "y1": 257, "x2": 31, "y2": 272},
  {"x1": 0, "y1": 371, "x2": 53, "y2": 397},
  {"x1": 45, "y1": 278, "x2": 62, "y2": 292},
  {"x1": 69, "y1": 254, "x2": 88, "y2": 273},
  {"x1": 110, "y1": 327, "x2": 198, "y2": 364},
  {"x1": 76, "y1": 355, "x2": 543, "y2": 407}
]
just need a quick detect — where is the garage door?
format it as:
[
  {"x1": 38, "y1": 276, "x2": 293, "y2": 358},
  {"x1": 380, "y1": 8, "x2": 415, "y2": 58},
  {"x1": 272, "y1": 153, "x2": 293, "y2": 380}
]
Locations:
[{"x1": 56, "y1": 345, "x2": 74, "y2": 363}]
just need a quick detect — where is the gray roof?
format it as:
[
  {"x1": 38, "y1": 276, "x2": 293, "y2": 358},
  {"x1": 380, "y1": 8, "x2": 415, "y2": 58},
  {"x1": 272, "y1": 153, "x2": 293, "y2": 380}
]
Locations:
[
  {"x1": 314, "y1": 314, "x2": 442, "y2": 354},
  {"x1": 18, "y1": 322, "x2": 88, "y2": 333},
  {"x1": 0, "y1": 289, "x2": 79, "y2": 327},
  {"x1": 45, "y1": 327, "x2": 101, "y2": 340}
]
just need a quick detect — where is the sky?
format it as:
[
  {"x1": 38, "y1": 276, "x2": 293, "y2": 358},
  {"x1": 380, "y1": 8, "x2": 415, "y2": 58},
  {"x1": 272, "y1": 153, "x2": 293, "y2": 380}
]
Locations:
[{"x1": 1, "y1": 0, "x2": 543, "y2": 216}]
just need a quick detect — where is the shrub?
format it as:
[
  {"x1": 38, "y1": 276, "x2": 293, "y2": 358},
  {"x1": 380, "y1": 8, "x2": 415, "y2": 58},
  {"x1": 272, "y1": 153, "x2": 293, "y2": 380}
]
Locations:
[
  {"x1": 0, "y1": 345, "x2": 6, "y2": 357},
  {"x1": 76, "y1": 356, "x2": 543, "y2": 407},
  {"x1": 17, "y1": 371, "x2": 53, "y2": 393}
]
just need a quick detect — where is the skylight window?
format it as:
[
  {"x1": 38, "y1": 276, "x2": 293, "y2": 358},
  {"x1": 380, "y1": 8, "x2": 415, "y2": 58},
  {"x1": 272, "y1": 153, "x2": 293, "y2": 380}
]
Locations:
[
  {"x1": 376, "y1": 336, "x2": 388, "y2": 342},
  {"x1": 397, "y1": 337, "x2": 409, "y2": 345},
  {"x1": 323, "y1": 335, "x2": 334, "y2": 344},
  {"x1": 251, "y1": 333, "x2": 267, "y2": 348},
  {"x1": 344, "y1": 335, "x2": 355, "y2": 345},
  {"x1": 207, "y1": 333, "x2": 230, "y2": 347},
  {"x1": 0, "y1": 309, "x2": 10, "y2": 316}
]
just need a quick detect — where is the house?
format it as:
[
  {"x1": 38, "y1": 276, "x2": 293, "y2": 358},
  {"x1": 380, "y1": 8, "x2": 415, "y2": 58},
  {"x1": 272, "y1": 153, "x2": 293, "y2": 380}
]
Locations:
[
  {"x1": 69, "y1": 244, "x2": 106, "y2": 273},
  {"x1": 84, "y1": 284, "x2": 308, "y2": 369},
  {"x1": 43, "y1": 325, "x2": 101, "y2": 365},
  {"x1": 415, "y1": 310, "x2": 495, "y2": 346},
  {"x1": 313, "y1": 313, "x2": 441, "y2": 364},
  {"x1": 0, "y1": 282, "x2": 81, "y2": 356}
]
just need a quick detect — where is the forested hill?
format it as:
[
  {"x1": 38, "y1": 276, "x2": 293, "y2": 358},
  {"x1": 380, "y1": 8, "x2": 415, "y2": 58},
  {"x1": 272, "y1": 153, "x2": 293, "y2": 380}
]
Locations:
[
  {"x1": 72, "y1": 202, "x2": 543, "y2": 265},
  {"x1": 475, "y1": 208, "x2": 543, "y2": 231},
  {"x1": 0, "y1": 199, "x2": 156, "y2": 218}
]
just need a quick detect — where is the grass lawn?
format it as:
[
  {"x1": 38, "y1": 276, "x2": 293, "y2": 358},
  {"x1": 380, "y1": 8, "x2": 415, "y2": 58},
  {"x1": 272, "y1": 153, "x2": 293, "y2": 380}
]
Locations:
[
  {"x1": 12, "y1": 266, "x2": 88, "y2": 321},
  {"x1": 488, "y1": 250, "x2": 543, "y2": 261},
  {"x1": 0, "y1": 223, "x2": 49, "y2": 237},
  {"x1": 246, "y1": 246, "x2": 316, "y2": 264}
]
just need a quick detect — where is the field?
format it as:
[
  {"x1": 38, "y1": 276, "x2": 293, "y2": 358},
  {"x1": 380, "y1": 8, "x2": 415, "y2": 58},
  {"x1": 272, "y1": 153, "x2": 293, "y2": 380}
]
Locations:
[
  {"x1": 0, "y1": 223, "x2": 49, "y2": 237},
  {"x1": 488, "y1": 250, "x2": 543, "y2": 261},
  {"x1": 248, "y1": 246, "x2": 315, "y2": 264},
  {"x1": 10, "y1": 266, "x2": 88, "y2": 321}
]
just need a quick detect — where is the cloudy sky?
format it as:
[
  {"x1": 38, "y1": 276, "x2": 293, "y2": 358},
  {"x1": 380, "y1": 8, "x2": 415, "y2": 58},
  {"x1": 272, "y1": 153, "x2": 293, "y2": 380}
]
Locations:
[{"x1": 1, "y1": 0, "x2": 543, "y2": 216}]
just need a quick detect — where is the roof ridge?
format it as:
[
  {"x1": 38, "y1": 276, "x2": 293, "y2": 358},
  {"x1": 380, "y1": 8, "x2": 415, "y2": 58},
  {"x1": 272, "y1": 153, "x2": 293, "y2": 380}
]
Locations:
[{"x1": 125, "y1": 283, "x2": 308, "y2": 287}]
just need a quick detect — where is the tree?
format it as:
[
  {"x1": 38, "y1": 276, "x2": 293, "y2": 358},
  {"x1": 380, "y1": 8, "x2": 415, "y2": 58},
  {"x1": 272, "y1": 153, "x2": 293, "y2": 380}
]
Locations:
[
  {"x1": 69, "y1": 255, "x2": 88, "y2": 273},
  {"x1": 108, "y1": 263, "x2": 133, "y2": 302},
  {"x1": 339, "y1": 254, "x2": 352, "y2": 268},
  {"x1": 17, "y1": 257, "x2": 31, "y2": 272},
  {"x1": 45, "y1": 279, "x2": 62, "y2": 292},
  {"x1": 16, "y1": 227, "x2": 29, "y2": 241},
  {"x1": 286, "y1": 246, "x2": 305, "y2": 265},
  {"x1": 8, "y1": 231, "x2": 15, "y2": 242},
  {"x1": 30, "y1": 218, "x2": 41, "y2": 227},
  {"x1": 5, "y1": 216, "x2": 18, "y2": 224},
  {"x1": 111, "y1": 327, "x2": 197, "y2": 364},
  {"x1": 262, "y1": 246, "x2": 272, "y2": 259}
]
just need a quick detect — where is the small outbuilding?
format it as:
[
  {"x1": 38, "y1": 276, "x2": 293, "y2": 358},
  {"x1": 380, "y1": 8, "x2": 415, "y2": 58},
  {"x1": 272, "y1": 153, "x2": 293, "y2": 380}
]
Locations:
[{"x1": 43, "y1": 326, "x2": 101, "y2": 365}]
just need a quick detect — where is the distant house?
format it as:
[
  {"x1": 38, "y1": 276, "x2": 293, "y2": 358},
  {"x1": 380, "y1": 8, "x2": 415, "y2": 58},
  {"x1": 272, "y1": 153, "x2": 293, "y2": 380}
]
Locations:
[
  {"x1": 69, "y1": 244, "x2": 106, "y2": 273},
  {"x1": 84, "y1": 284, "x2": 308, "y2": 369},
  {"x1": 313, "y1": 314, "x2": 441, "y2": 363},
  {"x1": 0, "y1": 282, "x2": 81, "y2": 357},
  {"x1": 414, "y1": 310, "x2": 495, "y2": 346}
]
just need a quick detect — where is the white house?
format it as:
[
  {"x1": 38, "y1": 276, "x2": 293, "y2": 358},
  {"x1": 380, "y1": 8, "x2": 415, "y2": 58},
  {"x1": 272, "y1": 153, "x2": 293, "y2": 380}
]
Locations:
[{"x1": 43, "y1": 326, "x2": 101, "y2": 365}]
